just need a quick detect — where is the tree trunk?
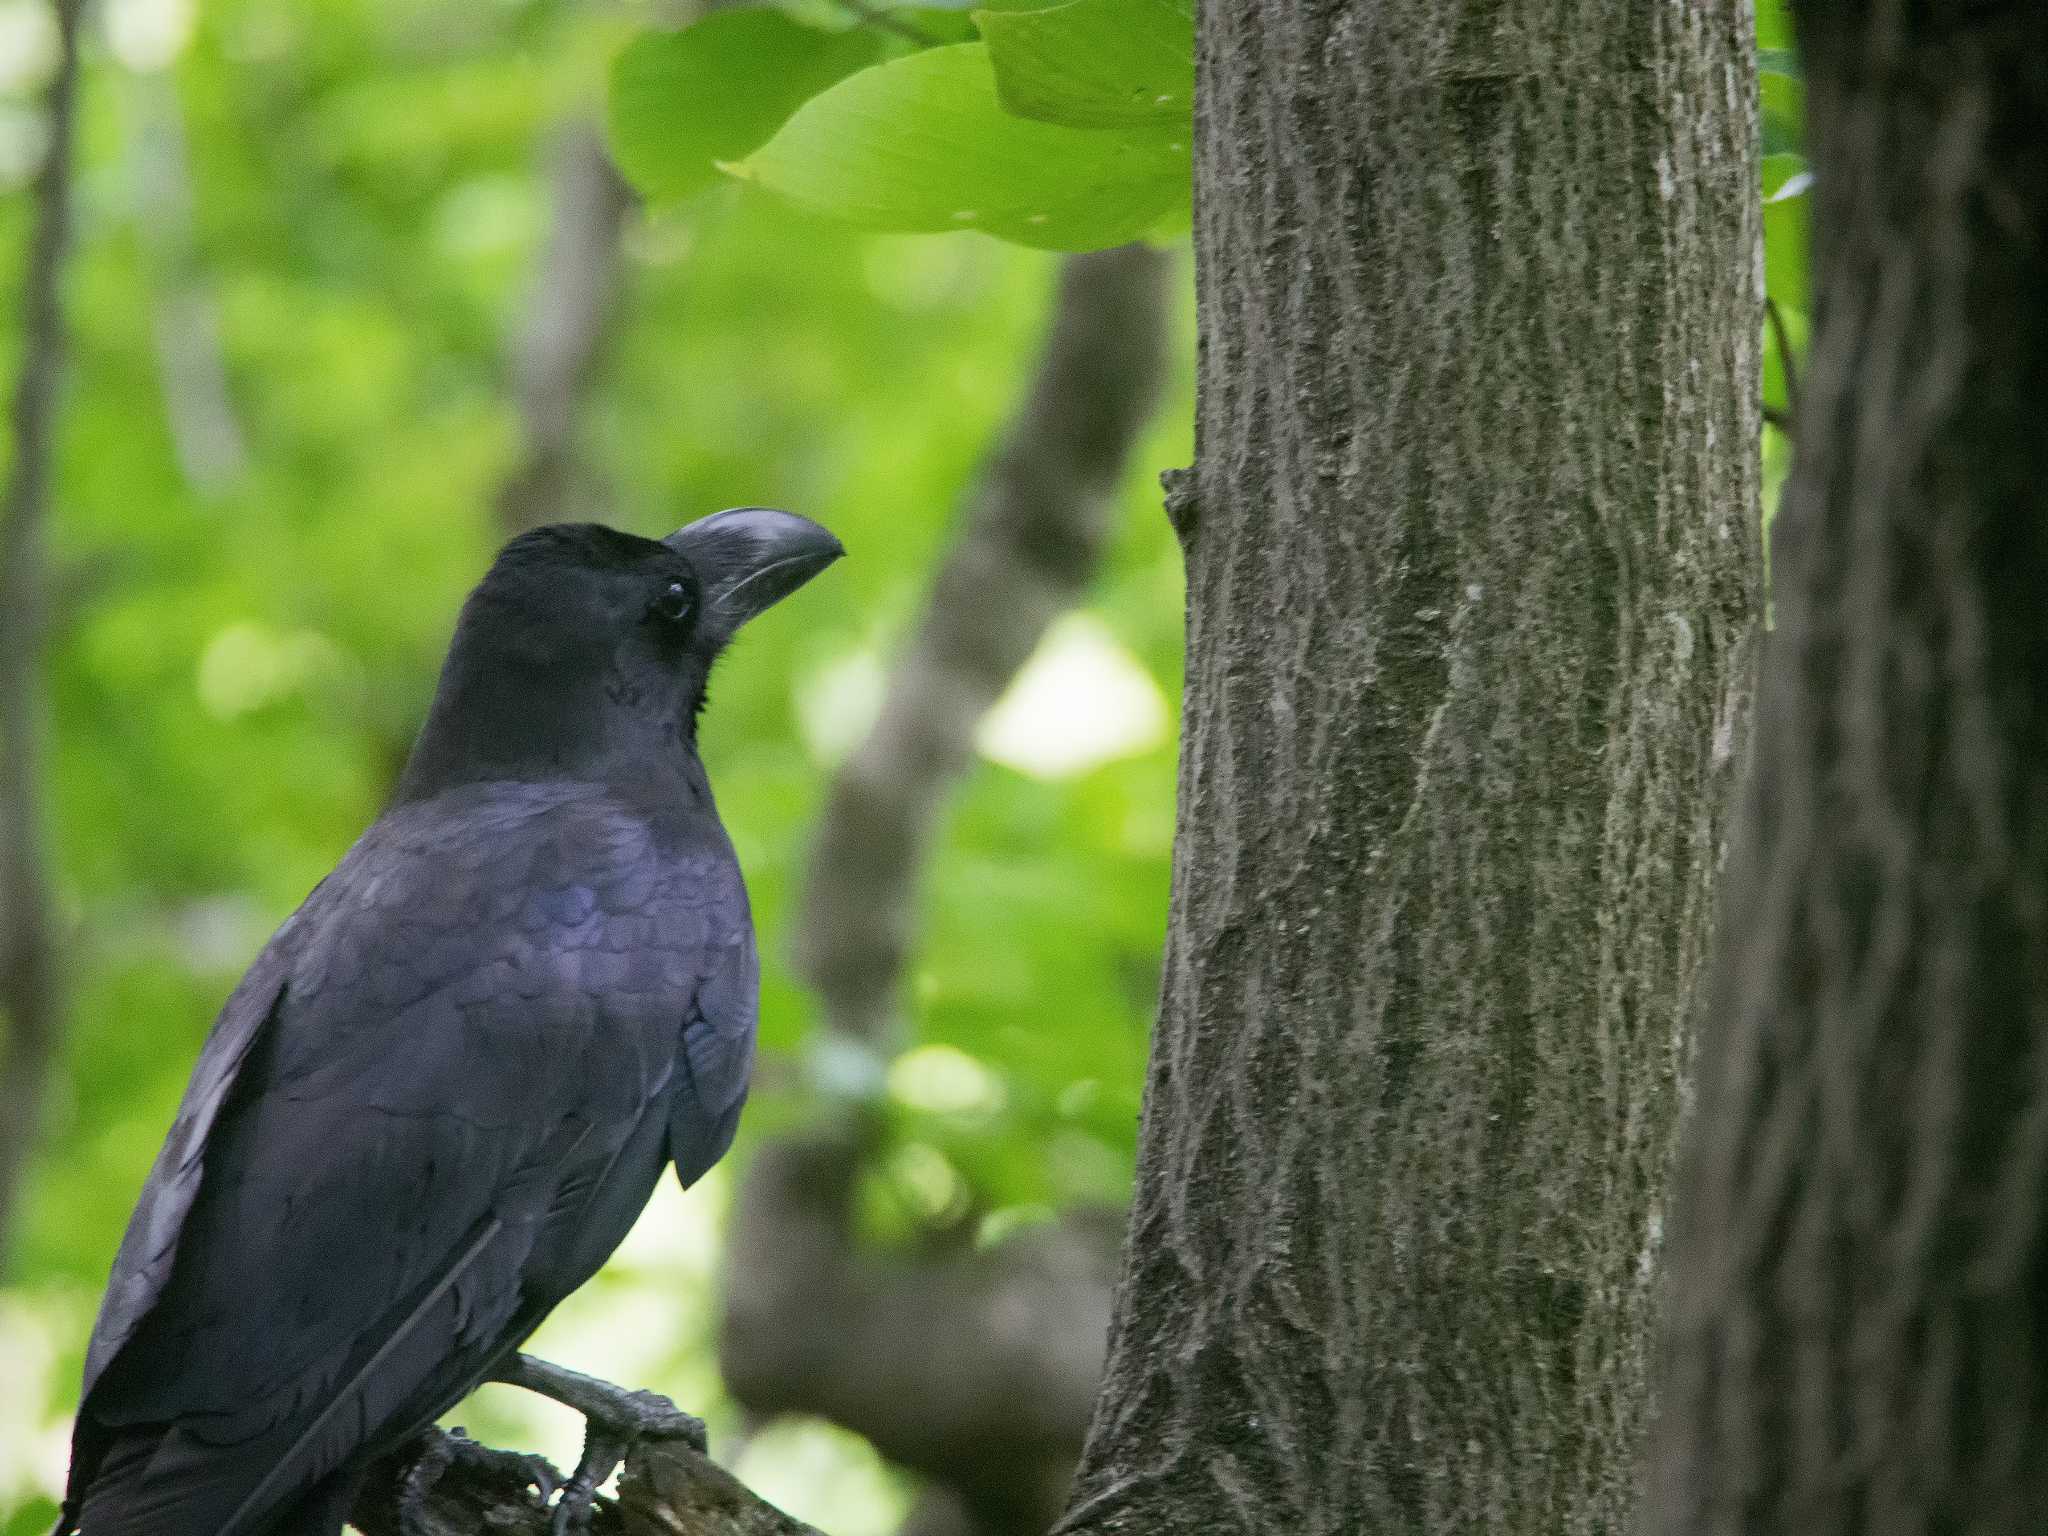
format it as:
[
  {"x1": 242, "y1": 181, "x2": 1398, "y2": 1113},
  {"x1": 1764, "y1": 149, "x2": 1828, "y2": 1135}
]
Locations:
[
  {"x1": 1058, "y1": 6, "x2": 1760, "y2": 1533},
  {"x1": 0, "y1": 0, "x2": 85, "y2": 1280},
  {"x1": 1646, "y1": 10, "x2": 2048, "y2": 1536}
]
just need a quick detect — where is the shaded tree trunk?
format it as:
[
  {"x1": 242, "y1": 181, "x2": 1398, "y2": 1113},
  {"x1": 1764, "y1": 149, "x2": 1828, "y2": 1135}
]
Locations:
[
  {"x1": 1059, "y1": 5, "x2": 1760, "y2": 1533},
  {"x1": 1647, "y1": 9, "x2": 2048, "y2": 1535},
  {"x1": 0, "y1": 0, "x2": 85, "y2": 1280}
]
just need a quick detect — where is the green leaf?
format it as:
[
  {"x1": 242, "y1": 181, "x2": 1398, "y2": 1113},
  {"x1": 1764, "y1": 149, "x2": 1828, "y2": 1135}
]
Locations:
[
  {"x1": 1762, "y1": 152, "x2": 1811, "y2": 314},
  {"x1": 1760, "y1": 66, "x2": 1804, "y2": 158},
  {"x1": 975, "y1": 0, "x2": 1193, "y2": 128},
  {"x1": 730, "y1": 43, "x2": 1190, "y2": 252},
  {"x1": 608, "y1": 13, "x2": 888, "y2": 202},
  {"x1": 1756, "y1": 0, "x2": 1795, "y2": 51}
]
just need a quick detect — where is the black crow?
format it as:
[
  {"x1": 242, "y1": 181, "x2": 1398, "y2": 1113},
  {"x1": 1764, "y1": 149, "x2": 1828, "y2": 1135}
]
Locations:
[{"x1": 55, "y1": 509, "x2": 842, "y2": 1536}]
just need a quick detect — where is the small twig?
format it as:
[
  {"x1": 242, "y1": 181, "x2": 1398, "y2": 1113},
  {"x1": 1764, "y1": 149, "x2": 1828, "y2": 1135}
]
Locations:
[
  {"x1": 831, "y1": 0, "x2": 942, "y2": 47},
  {"x1": 1764, "y1": 295, "x2": 1800, "y2": 437}
]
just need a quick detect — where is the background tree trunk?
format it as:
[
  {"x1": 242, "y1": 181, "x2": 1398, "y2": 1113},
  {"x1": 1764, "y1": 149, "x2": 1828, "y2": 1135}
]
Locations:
[
  {"x1": 1647, "y1": 10, "x2": 2048, "y2": 1535},
  {"x1": 1059, "y1": 6, "x2": 1760, "y2": 1533},
  {"x1": 0, "y1": 0, "x2": 85, "y2": 1282}
]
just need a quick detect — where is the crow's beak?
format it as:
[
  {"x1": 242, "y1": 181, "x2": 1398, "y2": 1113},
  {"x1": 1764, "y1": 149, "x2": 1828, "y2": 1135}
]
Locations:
[{"x1": 665, "y1": 508, "x2": 844, "y2": 634}]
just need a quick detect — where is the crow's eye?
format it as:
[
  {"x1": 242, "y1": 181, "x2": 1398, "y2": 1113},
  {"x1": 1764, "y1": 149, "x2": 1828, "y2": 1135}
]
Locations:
[{"x1": 648, "y1": 581, "x2": 694, "y2": 626}]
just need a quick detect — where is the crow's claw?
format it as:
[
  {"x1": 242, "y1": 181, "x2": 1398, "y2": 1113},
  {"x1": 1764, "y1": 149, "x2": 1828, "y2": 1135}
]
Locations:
[
  {"x1": 490, "y1": 1352, "x2": 710, "y2": 1534},
  {"x1": 398, "y1": 1425, "x2": 559, "y2": 1533},
  {"x1": 547, "y1": 1428, "x2": 626, "y2": 1536}
]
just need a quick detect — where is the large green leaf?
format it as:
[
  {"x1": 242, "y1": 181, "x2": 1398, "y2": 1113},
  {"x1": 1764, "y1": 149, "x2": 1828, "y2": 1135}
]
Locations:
[
  {"x1": 975, "y1": 0, "x2": 1193, "y2": 128},
  {"x1": 729, "y1": 43, "x2": 1190, "y2": 251},
  {"x1": 608, "y1": 12, "x2": 887, "y2": 202}
]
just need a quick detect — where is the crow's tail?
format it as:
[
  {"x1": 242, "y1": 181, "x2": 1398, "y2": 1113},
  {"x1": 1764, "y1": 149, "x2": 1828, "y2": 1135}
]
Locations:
[{"x1": 60, "y1": 1425, "x2": 358, "y2": 1536}]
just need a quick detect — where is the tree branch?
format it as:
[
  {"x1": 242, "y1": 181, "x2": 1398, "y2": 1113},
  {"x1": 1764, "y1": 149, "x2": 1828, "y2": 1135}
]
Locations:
[
  {"x1": 496, "y1": 121, "x2": 636, "y2": 536},
  {"x1": 791, "y1": 245, "x2": 1172, "y2": 1043},
  {"x1": 0, "y1": 0, "x2": 86, "y2": 1278},
  {"x1": 127, "y1": 69, "x2": 248, "y2": 496},
  {"x1": 723, "y1": 244, "x2": 1173, "y2": 1536},
  {"x1": 353, "y1": 1434, "x2": 826, "y2": 1536}
]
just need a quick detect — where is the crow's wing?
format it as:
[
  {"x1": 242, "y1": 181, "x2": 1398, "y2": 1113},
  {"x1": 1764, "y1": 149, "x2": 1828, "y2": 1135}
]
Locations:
[
  {"x1": 80, "y1": 931, "x2": 294, "y2": 1403},
  {"x1": 71, "y1": 784, "x2": 749, "y2": 1536},
  {"x1": 671, "y1": 901, "x2": 758, "y2": 1188}
]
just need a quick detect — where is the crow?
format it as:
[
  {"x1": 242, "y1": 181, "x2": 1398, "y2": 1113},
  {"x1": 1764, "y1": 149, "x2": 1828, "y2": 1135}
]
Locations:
[{"x1": 55, "y1": 509, "x2": 842, "y2": 1536}]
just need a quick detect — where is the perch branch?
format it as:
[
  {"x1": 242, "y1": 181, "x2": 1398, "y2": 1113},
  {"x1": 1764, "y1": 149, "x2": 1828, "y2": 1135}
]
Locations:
[{"x1": 353, "y1": 1432, "x2": 826, "y2": 1536}]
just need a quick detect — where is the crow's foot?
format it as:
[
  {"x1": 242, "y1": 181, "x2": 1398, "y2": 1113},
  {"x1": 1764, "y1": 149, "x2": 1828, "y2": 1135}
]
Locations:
[
  {"x1": 491, "y1": 1352, "x2": 708, "y2": 1536},
  {"x1": 397, "y1": 1425, "x2": 559, "y2": 1532},
  {"x1": 495, "y1": 1353, "x2": 708, "y2": 1450},
  {"x1": 546, "y1": 1425, "x2": 628, "y2": 1536}
]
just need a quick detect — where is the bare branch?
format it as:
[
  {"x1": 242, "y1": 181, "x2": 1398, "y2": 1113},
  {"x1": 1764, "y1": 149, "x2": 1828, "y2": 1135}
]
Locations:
[
  {"x1": 127, "y1": 70, "x2": 248, "y2": 495},
  {"x1": 353, "y1": 1435, "x2": 825, "y2": 1536},
  {"x1": 724, "y1": 245, "x2": 1174, "y2": 1536},
  {"x1": 791, "y1": 245, "x2": 1173, "y2": 1043},
  {"x1": 496, "y1": 122, "x2": 637, "y2": 535},
  {"x1": 0, "y1": 0, "x2": 87, "y2": 1278},
  {"x1": 723, "y1": 1136, "x2": 1122, "y2": 1536}
]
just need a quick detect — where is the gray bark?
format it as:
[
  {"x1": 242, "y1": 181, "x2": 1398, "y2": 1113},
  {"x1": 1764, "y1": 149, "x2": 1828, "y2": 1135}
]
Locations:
[
  {"x1": 0, "y1": 0, "x2": 85, "y2": 1280},
  {"x1": 495, "y1": 122, "x2": 634, "y2": 536},
  {"x1": 354, "y1": 1435, "x2": 824, "y2": 1536},
  {"x1": 1059, "y1": 5, "x2": 1761, "y2": 1534},
  {"x1": 722, "y1": 244, "x2": 1170, "y2": 1536},
  {"x1": 1646, "y1": 9, "x2": 2048, "y2": 1536}
]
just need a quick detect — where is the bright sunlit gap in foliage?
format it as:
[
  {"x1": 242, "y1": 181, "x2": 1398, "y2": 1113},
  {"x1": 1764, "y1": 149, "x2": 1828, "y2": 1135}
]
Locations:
[
  {"x1": 977, "y1": 614, "x2": 1168, "y2": 780},
  {"x1": 887, "y1": 1042, "x2": 1006, "y2": 1117},
  {"x1": 105, "y1": 0, "x2": 196, "y2": 71},
  {"x1": 194, "y1": 621, "x2": 358, "y2": 721},
  {"x1": 0, "y1": 1291, "x2": 81, "y2": 1507},
  {"x1": 795, "y1": 648, "x2": 887, "y2": 766},
  {"x1": 736, "y1": 1418, "x2": 910, "y2": 1536}
]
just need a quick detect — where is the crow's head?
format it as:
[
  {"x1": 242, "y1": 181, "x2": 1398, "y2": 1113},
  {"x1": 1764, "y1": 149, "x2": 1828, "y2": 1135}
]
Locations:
[{"x1": 396, "y1": 509, "x2": 841, "y2": 798}]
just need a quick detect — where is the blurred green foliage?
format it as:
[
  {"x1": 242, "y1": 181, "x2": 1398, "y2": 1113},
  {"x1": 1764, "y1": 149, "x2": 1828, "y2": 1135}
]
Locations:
[{"x1": 0, "y1": 0, "x2": 1190, "y2": 1525}]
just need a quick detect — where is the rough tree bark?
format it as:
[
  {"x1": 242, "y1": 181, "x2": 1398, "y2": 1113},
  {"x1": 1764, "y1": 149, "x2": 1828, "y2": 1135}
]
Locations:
[
  {"x1": 1647, "y1": 9, "x2": 2048, "y2": 1536},
  {"x1": 0, "y1": 0, "x2": 85, "y2": 1280},
  {"x1": 1058, "y1": 6, "x2": 1759, "y2": 1534},
  {"x1": 354, "y1": 1436, "x2": 826, "y2": 1536},
  {"x1": 721, "y1": 243, "x2": 1170, "y2": 1536}
]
